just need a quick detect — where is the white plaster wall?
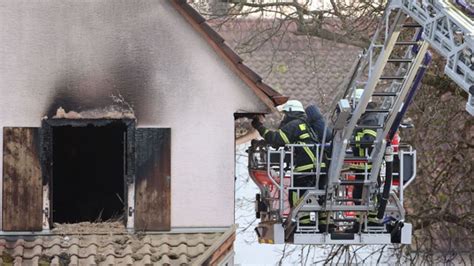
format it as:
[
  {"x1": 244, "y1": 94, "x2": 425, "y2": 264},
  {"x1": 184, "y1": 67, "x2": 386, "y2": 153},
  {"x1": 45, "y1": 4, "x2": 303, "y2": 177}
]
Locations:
[{"x1": 0, "y1": 0, "x2": 268, "y2": 229}]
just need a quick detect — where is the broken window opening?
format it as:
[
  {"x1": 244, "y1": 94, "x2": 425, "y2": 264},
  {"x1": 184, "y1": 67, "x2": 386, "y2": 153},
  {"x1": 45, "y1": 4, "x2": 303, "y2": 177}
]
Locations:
[{"x1": 51, "y1": 120, "x2": 128, "y2": 224}]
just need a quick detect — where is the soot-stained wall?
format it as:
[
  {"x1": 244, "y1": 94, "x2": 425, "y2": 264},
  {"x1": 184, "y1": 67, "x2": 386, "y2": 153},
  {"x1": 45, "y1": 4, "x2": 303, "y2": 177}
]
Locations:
[{"x1": 0, "y1": 0, "x2": 268, "y2": 229}]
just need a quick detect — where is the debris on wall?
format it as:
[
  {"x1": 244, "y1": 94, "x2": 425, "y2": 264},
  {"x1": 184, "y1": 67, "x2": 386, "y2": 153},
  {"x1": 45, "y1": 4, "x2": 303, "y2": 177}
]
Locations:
[
  {"x1": 50, "y1": 93, "x2": 135, "y2": 120},
  {"x1": 52, "y1": 106, "x2": 135, "y2": 120}
]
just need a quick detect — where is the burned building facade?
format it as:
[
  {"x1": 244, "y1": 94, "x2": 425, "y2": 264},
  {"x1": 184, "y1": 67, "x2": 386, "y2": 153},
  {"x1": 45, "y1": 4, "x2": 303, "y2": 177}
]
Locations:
[{"x1": 0, "y1": 0, "x2": 284, "y2": 233}]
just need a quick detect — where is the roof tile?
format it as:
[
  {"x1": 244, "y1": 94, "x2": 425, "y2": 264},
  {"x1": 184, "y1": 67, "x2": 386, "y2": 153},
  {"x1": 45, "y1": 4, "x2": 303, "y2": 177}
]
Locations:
[
  {"x1": 211, "y1": 19, "x2": 362, "y2": 113},
  {"x1": 0, "y1": 227, "x2": 232, "y2": 265}
]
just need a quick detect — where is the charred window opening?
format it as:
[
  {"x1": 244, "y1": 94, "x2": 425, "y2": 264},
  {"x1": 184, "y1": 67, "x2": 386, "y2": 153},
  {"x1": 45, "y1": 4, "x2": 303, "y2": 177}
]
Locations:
[{"x1": 51, "y1": 121, "x2": 128, "y2": 224}]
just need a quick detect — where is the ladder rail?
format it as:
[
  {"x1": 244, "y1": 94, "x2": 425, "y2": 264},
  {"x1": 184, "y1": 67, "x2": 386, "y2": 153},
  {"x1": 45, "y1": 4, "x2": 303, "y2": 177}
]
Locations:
[
  {"x1": 328, "y1": 10, "x2": 408, "y2": 189},
  {"x1": 381, "y1": 28, "x2": 424, "y2": 110},
  {"x1": 388, "y1": 52, "x2": 433, "y2": 139},
  {"x1": 332, "y1": 4, "x2": 403, "y2": 112},
  {"x1": 398, "y1": 0, "x2": 473, "y2": 93},
  {"x1": 370, "y1": 41, "x2": 431, "y2": 184}
]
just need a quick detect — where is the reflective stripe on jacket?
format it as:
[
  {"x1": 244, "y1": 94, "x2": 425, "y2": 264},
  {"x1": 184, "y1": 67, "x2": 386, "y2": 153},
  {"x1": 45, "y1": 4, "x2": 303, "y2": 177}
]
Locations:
[
  {"x1": 258, "y1": 113, "x2": 322, "y2": 172},
  {"x1": 350, "y1": 129, "x2": 377, "y2": 169}
]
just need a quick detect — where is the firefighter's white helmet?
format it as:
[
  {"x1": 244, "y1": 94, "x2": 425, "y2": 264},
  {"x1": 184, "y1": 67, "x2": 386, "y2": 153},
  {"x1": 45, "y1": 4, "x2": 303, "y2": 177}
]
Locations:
[{"x1": 280, "y1": 100, "x2": 305, "y2": 113}]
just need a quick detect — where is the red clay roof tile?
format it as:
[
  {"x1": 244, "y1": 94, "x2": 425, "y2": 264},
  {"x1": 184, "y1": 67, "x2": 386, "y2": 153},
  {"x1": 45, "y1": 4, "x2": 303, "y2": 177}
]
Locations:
[
  {"x1": 212, "y1": 19, "x2": 362, "y2": 113},
  {"x1": 0, "y1": 223, "x2": 236, "y2": 265}
]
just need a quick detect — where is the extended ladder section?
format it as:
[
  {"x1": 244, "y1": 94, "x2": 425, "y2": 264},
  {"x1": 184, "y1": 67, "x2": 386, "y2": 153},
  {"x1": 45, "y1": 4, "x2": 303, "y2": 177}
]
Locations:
[
  {"x1": 328, "y1": 5, "x2": 430, "y2": 209},
  {"x1": 329, "y1": 0, "x2": 473, "y2": 191},
  {"x1": 328, "y1": 0, "x2": 473, "y2": 237},
  {"x1": 396, "y1": 0, "x2": 474, "y2": 114}
]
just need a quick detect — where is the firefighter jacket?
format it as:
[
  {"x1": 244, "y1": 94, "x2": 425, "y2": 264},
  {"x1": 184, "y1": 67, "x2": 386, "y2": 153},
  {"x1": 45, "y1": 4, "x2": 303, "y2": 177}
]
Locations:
[
  {"x1": 254, "y1": 112, "x2": 323, "y2": 172},
  {"x1": 351, "y1": 102, "x2": 379, "y2": 170}
]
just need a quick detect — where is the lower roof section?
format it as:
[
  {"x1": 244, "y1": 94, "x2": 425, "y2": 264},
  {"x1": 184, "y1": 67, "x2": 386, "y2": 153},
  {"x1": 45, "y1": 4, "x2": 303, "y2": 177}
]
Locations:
[{"x1": 0, "y1": 222, "x2": 236, "y2": 265}]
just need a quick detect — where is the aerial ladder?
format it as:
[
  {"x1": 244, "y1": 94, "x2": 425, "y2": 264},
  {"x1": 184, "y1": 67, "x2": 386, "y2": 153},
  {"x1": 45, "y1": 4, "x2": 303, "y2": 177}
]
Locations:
[{"x1": 248, "y1": 0, "x2": 473, "y2": 245}]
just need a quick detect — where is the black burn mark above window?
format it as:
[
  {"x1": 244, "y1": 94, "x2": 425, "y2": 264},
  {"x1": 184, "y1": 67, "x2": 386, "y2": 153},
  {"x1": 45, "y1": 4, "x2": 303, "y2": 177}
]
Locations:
[
  {"x1": 45, "y1": 76, "x2": 112, "y2": 118},
  {"x1": 44, "y1": 45, "x2": 158, "y2": 123}
]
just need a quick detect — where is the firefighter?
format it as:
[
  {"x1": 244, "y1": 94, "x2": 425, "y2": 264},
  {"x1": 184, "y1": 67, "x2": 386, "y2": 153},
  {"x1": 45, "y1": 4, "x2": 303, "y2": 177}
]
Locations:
[
  {"x1": 349, "y1": 89, "x2": 382, "y2": 232},
  {"x1": 251, "y1": 100, "x2": 334, "y2": 232}
]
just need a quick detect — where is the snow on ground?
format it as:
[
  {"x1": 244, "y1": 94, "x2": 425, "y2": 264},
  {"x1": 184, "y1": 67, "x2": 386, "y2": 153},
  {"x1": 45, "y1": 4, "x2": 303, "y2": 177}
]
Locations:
[
  {"x1": 234, "y1": 143, "x2": 330, "y2": 265},
  {"x1": 235, "y1": 143, "x2": 291, "y2": 265}
]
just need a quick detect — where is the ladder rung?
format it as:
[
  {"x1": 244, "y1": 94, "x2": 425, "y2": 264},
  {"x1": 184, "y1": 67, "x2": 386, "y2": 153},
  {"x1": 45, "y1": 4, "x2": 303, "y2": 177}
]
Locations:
[
  {"x1": 365, "y1": 109, "x2": 390, "y2": 113},
  {"x1": 402, "y1": 24, "x2": 422, "y2": 28},
  {"x1": 395, "y1": 41, "x2": 420, "y2": 46},
  {"x1": 387, "y1": 58, "x2": 413, "y2": 63},
  {"x1": 334, "y1": 198, "x2": 363, "y2": 203},
  {"x1": 339, "y1": 180, "x2": 373, "y2": 185},
  {"x1": 348, "y1": 141, "x2": 375, "y2": 146},
  {"x1": 380, "y1": 76, "x2": 405, "y2": 80},
  {"x1": 333, "y1": 218, "x2": 359, "y2": 222},
  {"x1": 372, "y1": 92, "x2": 398, "y2": 96},
  {"x1": 344, "y1": 157, "x2": 369, "y2": 161},
  {"x1": 355, "y1": 125, "x2": 383, "y2": 129}
]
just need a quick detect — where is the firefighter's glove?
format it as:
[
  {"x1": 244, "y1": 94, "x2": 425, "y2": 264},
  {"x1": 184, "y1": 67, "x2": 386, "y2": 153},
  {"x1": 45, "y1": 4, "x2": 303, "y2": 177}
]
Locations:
[{"x1": 251, "y1": 117, "x2": 265, "y2": 135}]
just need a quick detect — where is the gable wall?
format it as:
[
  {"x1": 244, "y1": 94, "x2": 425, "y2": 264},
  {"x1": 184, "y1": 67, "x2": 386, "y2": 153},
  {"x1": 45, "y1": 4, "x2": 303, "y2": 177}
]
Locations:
[{"x1": 0, "y1": 0, "x2": 268, "y2": 229}]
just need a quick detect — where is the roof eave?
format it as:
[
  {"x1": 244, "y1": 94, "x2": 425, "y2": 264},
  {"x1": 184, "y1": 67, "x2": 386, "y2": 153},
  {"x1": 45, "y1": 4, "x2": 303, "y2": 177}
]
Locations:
[
  {"x1": 194, "y1": 224, "x2": 237, "y2": 265},
  {"x1": 170, "y1": 0, "x2": 288, "y2": 112}
]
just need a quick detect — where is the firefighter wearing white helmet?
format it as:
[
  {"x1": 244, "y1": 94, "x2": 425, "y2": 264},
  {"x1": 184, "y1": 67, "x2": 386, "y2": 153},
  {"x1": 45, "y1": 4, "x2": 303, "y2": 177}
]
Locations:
[
  {"x1": 251, "y1": 99, "x2": 334, "y2": 232},
  {"x1": 280, "y1": 99, "x2": 305, "y2": 112}
]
